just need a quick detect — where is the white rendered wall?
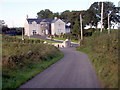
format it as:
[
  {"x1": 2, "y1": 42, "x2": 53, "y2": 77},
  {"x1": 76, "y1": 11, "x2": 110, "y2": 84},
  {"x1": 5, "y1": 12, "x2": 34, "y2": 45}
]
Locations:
[
  {"x1": 25, "y1": 19, "x2": 66, "y2": 36},
  {"x1": 37, "y1": 24, "x2": 42, "y2": 35},
  {"x1": 29, "y1": 21, "x2": 38, "y2": 35},
  {"x1": 51, "y1": 19, "x2": 65, "y2": 35}
]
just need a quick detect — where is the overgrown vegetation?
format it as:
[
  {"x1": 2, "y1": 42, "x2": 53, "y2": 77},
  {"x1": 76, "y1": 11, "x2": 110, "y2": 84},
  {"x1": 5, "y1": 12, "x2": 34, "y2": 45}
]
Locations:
[
  {"x1": 3, "y1": 35, "x2": 44, "y2": 44},
  {"x1": 2, "y1": 35, "x2": 64, "y2": 88},
  {"x1": 77, "y1": 30, "x2": 118, "y2": 88}
]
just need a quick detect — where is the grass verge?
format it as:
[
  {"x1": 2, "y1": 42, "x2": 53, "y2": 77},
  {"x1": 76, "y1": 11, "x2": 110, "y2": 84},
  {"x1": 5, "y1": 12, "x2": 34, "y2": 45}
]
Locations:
[
  {"x1": 77, "y1": 30, "x2": 118, "y2": 88},
  {"x1": 2, "y1": 52, "x2": 63, "y2": 88}
]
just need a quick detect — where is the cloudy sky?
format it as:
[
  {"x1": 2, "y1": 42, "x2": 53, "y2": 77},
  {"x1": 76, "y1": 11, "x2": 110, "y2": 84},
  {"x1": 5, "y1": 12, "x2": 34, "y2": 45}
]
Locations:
[{"x1": 0, "y1": 0, "x2": 120, "y2": 27}]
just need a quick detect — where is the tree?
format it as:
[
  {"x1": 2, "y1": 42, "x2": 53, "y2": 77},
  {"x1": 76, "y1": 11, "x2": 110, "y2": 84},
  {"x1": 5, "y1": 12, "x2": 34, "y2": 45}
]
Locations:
[
  {"x1": 0, "y1": 20, "x2": 5, "y2": 25},
  {"x1": 60, "y1": 10, "x2": 71, "y2": 22},
  {"x1": 53, "y1": 12, "x2": 60, "y2": 18},
  {"x1": 1, "y1": 25, "x2": 9, "y2": 33},
  {"x1": 37, "y1": 9, "x2": 53, "y2": 19},
  {"x1": 86, "y1": 2, "x2": 120, "y2": 29},
  {"x1": 72, "y1": 19, "x2": 81, "y2": 40},
  {"x1": 0, "y1": 20, "x2": 7, "y2": 34},
  {"x1": 100, "y1": 2, "x2": 120, "y2": 29}
]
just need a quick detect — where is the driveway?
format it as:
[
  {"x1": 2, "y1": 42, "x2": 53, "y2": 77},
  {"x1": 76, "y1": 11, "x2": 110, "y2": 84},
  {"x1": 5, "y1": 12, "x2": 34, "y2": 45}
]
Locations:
[{"x1": 19, "y1": 47, "x2": 101, "y2": 88}]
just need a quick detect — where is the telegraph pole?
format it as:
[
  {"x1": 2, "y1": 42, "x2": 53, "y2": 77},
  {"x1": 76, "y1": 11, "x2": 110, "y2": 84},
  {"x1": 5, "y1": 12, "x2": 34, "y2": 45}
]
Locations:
[
  {"x1": 100, "y1": 2, "x2": 104, "y2": 32},
  {"x1": 108, "y1": 13, "x2": 110, "y2": 34},
  {"x1": 79, "y1": 14, "x2": 83, "y2": 46},
  {"x1": 22, "y1": 27, "x2": 24, "y2": 40},
  {"x1": 80, "y1": 14, "x2": 83, "y2": 40},
  {"x1": 26, "y1": 14, "x2": 30, "y2": 39}
]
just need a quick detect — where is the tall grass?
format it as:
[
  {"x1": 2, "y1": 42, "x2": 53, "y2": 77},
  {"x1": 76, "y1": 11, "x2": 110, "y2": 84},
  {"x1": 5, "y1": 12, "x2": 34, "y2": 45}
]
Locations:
[
  {"x1": 77, "y1": 29, "x2": 118, "y2": 88},
  {"x1": 2, "y1": 35, "x2": 64, "y2": 88}
]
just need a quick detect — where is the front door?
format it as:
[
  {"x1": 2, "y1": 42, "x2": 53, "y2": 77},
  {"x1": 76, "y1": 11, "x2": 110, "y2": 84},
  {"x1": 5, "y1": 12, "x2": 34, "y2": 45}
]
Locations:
[{"x1": 45, "y1": 29, "x2": 48, "y2": 35}]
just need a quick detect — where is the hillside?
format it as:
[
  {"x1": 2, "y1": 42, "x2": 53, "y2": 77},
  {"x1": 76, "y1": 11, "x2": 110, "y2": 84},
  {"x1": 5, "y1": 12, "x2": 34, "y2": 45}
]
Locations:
[{"x1": 77, "y1": 30, "x2": 119, "y2": 88}]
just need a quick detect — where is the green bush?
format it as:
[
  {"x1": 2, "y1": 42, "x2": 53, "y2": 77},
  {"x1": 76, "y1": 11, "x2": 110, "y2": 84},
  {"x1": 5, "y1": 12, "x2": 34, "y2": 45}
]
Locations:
[
  {"x1": 2, "y1": 35, "x2": 63, "y2": 88},
  {"x1": 84, "y1": 28, "x2": 96, "y2": 36},
  {"x1": 2, "y1": 35, "x2": 44, "y2": 43}
]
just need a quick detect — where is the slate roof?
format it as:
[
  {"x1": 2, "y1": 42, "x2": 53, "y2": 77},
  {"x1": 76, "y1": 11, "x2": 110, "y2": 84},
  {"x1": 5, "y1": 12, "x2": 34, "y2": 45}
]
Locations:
[{"x1": 27, "y1": 18, "x2": 58, "y2": 24}]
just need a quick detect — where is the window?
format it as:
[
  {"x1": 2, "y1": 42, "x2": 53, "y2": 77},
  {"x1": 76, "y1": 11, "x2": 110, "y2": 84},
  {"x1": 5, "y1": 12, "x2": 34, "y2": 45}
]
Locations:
[
  {"x1": 33, "y1": 30, "x2": 36, "y2": 35},
  {"x1": 59, "y1": 23, "x2": 60, "y2": 26},
  {"x1": 58, "y1": 29, "x2": 61, "y2": 33}
]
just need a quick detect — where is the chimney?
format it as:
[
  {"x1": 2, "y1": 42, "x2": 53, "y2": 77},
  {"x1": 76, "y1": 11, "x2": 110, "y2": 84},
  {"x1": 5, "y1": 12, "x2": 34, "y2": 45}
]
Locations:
[{"x1": 26, "y1": 15, "x2": 29, "y2": 19}]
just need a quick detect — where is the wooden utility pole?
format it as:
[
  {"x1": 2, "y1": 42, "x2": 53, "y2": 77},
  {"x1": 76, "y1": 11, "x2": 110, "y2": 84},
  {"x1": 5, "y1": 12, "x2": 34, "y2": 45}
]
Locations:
[
  {"x1": 100, "y1": 2, "x2": 104, "y2": 32},
  {"x1": 79, "y1": 14, "x2": 83, "y2": 46},
  {"x1": 26, "y1": 14, "x2": 30, "y2": 39},
  {"x1": 80, "y1": 14, "x2": 83, "y2": 40},
  {"x1": 22, "y1": 27, "x2": 24, "y2": 40},
  {"x1": 108, "y1": 13, "x2": 110, "y2": 34}
]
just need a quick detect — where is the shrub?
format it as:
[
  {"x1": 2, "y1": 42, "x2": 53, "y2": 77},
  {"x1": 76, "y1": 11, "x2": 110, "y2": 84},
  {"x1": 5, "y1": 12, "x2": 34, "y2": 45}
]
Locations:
[
  {"x1": 2, "y1": 35, "x2": 63, "y2": 88},
  {"x1": 77, "y1": 30, "x2": 118, "y2": 88}
]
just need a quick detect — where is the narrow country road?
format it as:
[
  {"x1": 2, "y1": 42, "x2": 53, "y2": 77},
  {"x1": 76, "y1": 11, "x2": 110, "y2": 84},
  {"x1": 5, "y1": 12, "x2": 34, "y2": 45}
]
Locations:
[{"x1": 19, "y1": 47, "x2": 101, "y2": 88}]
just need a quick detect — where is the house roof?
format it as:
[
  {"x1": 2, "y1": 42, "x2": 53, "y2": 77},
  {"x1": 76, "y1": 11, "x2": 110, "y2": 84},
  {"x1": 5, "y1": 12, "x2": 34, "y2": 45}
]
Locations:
[{"x1": 27, "y1": 18, "x2": 58, "y2": 24}]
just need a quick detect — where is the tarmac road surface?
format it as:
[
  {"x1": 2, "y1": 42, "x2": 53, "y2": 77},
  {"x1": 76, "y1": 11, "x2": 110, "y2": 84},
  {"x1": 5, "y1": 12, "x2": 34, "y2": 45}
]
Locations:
[{"x1": 19, "y1": 47, "x2": 101, "y2": 88}]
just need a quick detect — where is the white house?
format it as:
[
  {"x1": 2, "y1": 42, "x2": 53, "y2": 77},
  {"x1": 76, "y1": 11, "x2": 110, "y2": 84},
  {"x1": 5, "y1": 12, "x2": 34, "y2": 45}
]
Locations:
[{"x1": 24, "y1": 17, "x2": 69, "y2": 36}]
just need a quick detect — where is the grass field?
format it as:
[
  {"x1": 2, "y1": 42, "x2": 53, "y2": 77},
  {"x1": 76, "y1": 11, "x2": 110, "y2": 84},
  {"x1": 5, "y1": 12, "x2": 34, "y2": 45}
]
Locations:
[
  {"x1": 77, "y1": 30, "x2": 118, "y2": 88},
  {"x1": 2, "y1": 35, "x2": 64, "y2": 88},
  {"x1": 16, "y1": 36, "x2": 58, "y2": 43}
]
